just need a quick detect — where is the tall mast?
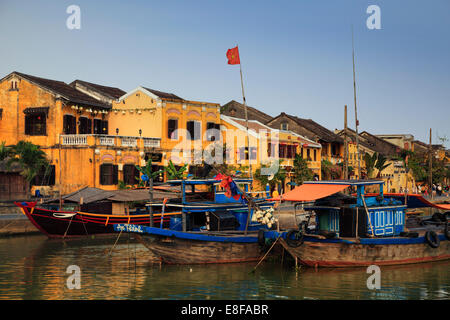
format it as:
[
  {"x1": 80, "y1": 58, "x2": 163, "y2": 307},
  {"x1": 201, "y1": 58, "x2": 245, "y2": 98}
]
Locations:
[
  {"x1": 429, "y1": 128, "x2": 433, "y2": 199},
  {"x1": 352, "y1": 27, "x2": 361, "y2": 179},
  {"x1": 344, "y1": 105, "x2": 348, "y2": 180}
]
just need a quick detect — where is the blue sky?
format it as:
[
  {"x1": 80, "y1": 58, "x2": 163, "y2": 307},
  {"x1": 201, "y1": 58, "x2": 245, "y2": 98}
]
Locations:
[{"x1": 1, "y1": 0, "x2": 449, "y2": 147}]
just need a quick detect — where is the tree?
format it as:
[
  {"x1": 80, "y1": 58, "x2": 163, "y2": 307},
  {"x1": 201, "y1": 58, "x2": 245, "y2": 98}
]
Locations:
[
  {"x1": 321, "y1": 159, "x2": 333, "y2": 180},
  {"x1": 7, "y1": 140, "x2": 49, "y2": 185},
  {"x1": 0, "y1": 141, "x2": 11, "y2": 161},
  {"x1": 363, "y1": 152, "x2": 378, "y2": 179},
  {"x1": 254, "y1": 160, "x2": 286, "y2": 191},
  {"x1": 374, "y1": 153, "x2": 390, "y2": 178},
  {"x1": 165, "y1": 160, "x2": 188, "y2": 180},
  {"x1": 292, "y1": 153, "x2": 313, "y2": 185}
]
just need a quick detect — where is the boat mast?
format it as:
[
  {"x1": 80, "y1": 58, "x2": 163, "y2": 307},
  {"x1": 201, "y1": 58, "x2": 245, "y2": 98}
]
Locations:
[
  {"x1": 429, "y1": 128, "x2": 433, "y2": 199},
  {"x1": 344, "y1": 105, "x2": 348, "y2": 180},
  {"x1": 352, "y1": 27, "x2": 361, "y2": 179}
]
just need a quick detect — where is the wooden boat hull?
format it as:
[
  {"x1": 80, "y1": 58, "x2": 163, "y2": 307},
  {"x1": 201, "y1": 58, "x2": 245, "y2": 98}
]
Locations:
[
  {"x1": 112, "y1": 224, "x2": 267, "y2": 264},
  {"x1": 136, "y1": 233, "x2": 265, "y2": 264},
  {"x1": 15, "y1": 202, "x2": 172, "y2": 239},
  {"x1": 279, "y1": 235, "x2": 450, "y2": 268}
]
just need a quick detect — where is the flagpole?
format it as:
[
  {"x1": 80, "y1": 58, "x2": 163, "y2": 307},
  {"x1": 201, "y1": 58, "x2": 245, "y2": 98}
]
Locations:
[{"x1": 237, "y1": 46, "x2": 253, "y2": 185}]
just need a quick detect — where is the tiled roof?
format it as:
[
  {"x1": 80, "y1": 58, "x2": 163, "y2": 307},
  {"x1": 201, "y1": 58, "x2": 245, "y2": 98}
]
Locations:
[
  {"x1": 143, "y1": 87, "x2": 184, "y2": 101},
  {"x1": 359, "y1": 131, "x2": 401, "y2": 156},
  {"x1": 70, "y1": 79, "x2": 126, "y2": 99},
  {"x1": 9, "y1": 72, "x2": 110, "y2": 109},
  {"x1": 273, "y1": 113, "x2": 343, "y2": 143},
  {"x1": 221, "y1": 100, "x2": 273, "y2": 124}
]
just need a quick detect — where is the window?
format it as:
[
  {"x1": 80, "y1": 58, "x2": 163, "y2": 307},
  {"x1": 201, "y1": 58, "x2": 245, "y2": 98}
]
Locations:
[
  {"x1": 279, "y1": 144, "x2": 287, "y2": 158},
  {"x1": 206, "y1": 122, "x2": 220, "y2": 141},
  {"x1": 63, "y1": 115, "x2": 76, "y2": 134},
  {"x1": 94, "y1": 119, "x2": 108, "y2": 134},
  {"x1": 168, "y1": 119, "x2": 178, "y2": 139},
  {"x1": 313, "y1": 149, "x2": 317, "y2": 161},
  {"x1": 32, "y1": 165, "x2": 55, "y2": 186},
  {"x1": 100, "y1": 164, "x2": 118, "y2": 185},
  {"x1": 25, "y1": 113, "x2": 47, "y2": 135},
  {"x1": 281, "y1": 122, "x2": 288, "y2": 131},
  {"x1": 78, "y1": 117, "x2": 92, "y2": 134},
  {"x1": 187, "y1": 121, "x2": 200, "y2": 140},
  {"x1": 307, "y1": 149, "x2": 311, "y2": 161},
  {"x1": 123, "y1": 164, "x2": 139, "y2": 185},
  {"x1": 238, "y1": 147, "x2": 256, "y2": 160},
  {"x1": 0, "y1": 108, "x2": 3, "y2": 120}
]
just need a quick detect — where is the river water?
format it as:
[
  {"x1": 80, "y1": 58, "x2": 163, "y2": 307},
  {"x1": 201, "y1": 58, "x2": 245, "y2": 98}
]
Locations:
[{"x1": 0, "y1": 235, "x2": 448, "y2": 300}]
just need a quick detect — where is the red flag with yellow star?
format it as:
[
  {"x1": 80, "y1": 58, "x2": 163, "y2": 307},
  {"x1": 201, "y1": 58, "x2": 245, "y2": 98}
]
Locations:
[{"x1": 226, "y1": 46, "x2": 240, "y2": 65}]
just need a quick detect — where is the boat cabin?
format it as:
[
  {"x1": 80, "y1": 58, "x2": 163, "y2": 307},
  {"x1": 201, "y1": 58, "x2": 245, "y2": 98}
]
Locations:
[
  {"x1": 303, "y1": 180, "x2": 406, "y2": 238},
  {"x1": 161, "y1": 178, "x2": 272, "y2": 232}
]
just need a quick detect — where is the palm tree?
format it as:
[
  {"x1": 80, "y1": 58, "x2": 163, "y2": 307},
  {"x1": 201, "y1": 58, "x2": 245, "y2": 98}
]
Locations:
[
  {"x1": 364, "y1": 152, "x2": 390, "y2": 179},
  {"x1": 135, "y1": 159, "x2": 164, "y2": 227},
  {"x1": 374, "y1": 153, "x2": 390, "y2": 178},
  {"x1": 7, "y1": 140, "x2": 49, "y2": 185},
  {"x1": 363, "y1": 152, "x2": 378, "y2": 178},
  {"x1": 166, "y1": 160, "x2": 188, "y2": 180}
]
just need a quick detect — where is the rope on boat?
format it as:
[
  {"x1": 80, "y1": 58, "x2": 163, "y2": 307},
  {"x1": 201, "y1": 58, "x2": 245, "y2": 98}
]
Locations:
[{"x1": 249, "y1": 236, "x2": 281, "y2": 274}]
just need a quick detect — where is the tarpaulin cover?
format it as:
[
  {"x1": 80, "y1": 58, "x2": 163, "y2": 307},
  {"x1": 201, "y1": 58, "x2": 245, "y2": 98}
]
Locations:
[
  {"x1": 365, "y1": 193, "x2": 450, "y2": 210},
  {"x1": 269, "y1": 183, "x2": 350, "y2": 202}
]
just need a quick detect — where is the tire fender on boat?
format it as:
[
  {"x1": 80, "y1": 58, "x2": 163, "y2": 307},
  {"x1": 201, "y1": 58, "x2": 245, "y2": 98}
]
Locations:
[
  {"x1": 285, "y1": 229, "x2": 304, "y2": 248},
  {"x1": 425, "y1": 230, "x2": 440, "y2": 248},
  {"x1": 444, "y1": 223, "x2": 450, "y2": 240},
  {"x1": 258, "y1": 229, "x2": 266, "y2": 246}
]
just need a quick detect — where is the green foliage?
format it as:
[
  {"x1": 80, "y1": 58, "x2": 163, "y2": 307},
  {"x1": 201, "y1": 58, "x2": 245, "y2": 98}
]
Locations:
[
  {"x1": 363, "y1": 152, "x2": 390, "y2": 179},
  {"x1": 254, "y1": 160, "x2": 286, "y2": 189},
  {"x1": 118, "y1": 180, "x2": 131, "y2": 190},
  {"x1": 321, "y1": 159, "x2": 333, "y2": 180},
  {"x1": 374, "y1": 153, "x2": 390, "y2": 178},
  {"x1": 292, "y1": 153, "x2": 313, "y2": 185},
  {"x1": 135, "y1": 158, "x2": 164, "y2": 186},
  {"x1": 7, "y1": 140, "x2": 49, "y2": 183},
  {"x1": 166, "y1": 160, "x2": 188, "y2": 180},
  {"x1": 0, "y1": 141, "x2": 11, "y2": 161}
]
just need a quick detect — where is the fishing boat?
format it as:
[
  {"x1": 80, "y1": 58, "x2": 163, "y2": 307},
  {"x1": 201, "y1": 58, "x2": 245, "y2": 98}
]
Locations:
[
  {"x1": 264, "y1": 180, "x2": 450, "y2": 268},
  {"x1": 113, "y1": 177, "x2": 277, "y2": 264},
  {"x1": 15, "y1": 201, "x2": 180, "y2": 239}
]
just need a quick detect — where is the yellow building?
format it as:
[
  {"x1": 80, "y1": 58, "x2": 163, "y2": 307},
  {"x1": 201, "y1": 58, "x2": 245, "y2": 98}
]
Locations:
[
  {"x1": 220, "y1": 115, "x2": 321, "y2": 191},
  {"x1": 0, "y1": 71, "x2": 156, "y2": 195},
  {"x1": 109, "y1": 86, "x2": 221, "y2": 176}
]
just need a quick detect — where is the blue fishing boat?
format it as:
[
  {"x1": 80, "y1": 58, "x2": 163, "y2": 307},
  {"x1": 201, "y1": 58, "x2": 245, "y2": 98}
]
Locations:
[
  {"x1": 114, "y1": 177, "x2": 277, "y2": 264},
  {"x1": 264, "y1": 180, "x2": 450, "y2": 268}
]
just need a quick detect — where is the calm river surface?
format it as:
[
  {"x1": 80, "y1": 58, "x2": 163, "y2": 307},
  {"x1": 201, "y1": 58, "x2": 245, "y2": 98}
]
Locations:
[{"x1": 0, "y1": 235, "x2": 448, "y2": 300}]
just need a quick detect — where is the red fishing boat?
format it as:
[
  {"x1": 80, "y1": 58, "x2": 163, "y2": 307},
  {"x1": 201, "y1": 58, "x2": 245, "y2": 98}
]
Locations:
[{"x1": 15, "y1": 201, "x2": 179, "y2": 239}]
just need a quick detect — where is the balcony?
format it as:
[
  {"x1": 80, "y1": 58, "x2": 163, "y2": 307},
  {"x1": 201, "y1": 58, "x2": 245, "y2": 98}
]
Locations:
[{"x1": 60, "y1": 134, "x2": 161, "y2": 149}]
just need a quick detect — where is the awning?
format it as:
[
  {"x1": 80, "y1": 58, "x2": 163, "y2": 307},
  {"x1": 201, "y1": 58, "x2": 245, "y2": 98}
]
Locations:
[
  {"x1": 23, "y1": 107, "x2": 49, "y2": 116},
  {"x1": 270, "y1": 183, "x2": 350, "y2": 202}
]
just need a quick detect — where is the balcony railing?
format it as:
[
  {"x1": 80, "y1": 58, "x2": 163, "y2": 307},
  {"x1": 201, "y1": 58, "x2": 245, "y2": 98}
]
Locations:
[
  {"x1": 143, "y1": 138, "x2": 160, "y2": 148},
  {"x1": 121, "y1": 137, "x2": 138, "y2": 147},
  {"x1": 60, "y1": 134, "x2": 161, "y2": 149},
  {"x1": 61, "y1": 135, "x2": 88, "y2": 145},
  {"x1": 99, "y1": 136, "x2": 115, "y2": 146}
]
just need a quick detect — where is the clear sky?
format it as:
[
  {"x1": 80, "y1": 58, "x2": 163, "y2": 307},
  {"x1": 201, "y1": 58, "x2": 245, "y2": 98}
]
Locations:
[{"x1": 1, "y1": 0, "x2": 449, "y2": 148}]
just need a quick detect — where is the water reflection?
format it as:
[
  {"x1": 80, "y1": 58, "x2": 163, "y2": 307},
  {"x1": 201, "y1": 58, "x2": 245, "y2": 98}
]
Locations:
[{"x1": 0, "y1": 235, "x2": 448, "y2": 300}]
